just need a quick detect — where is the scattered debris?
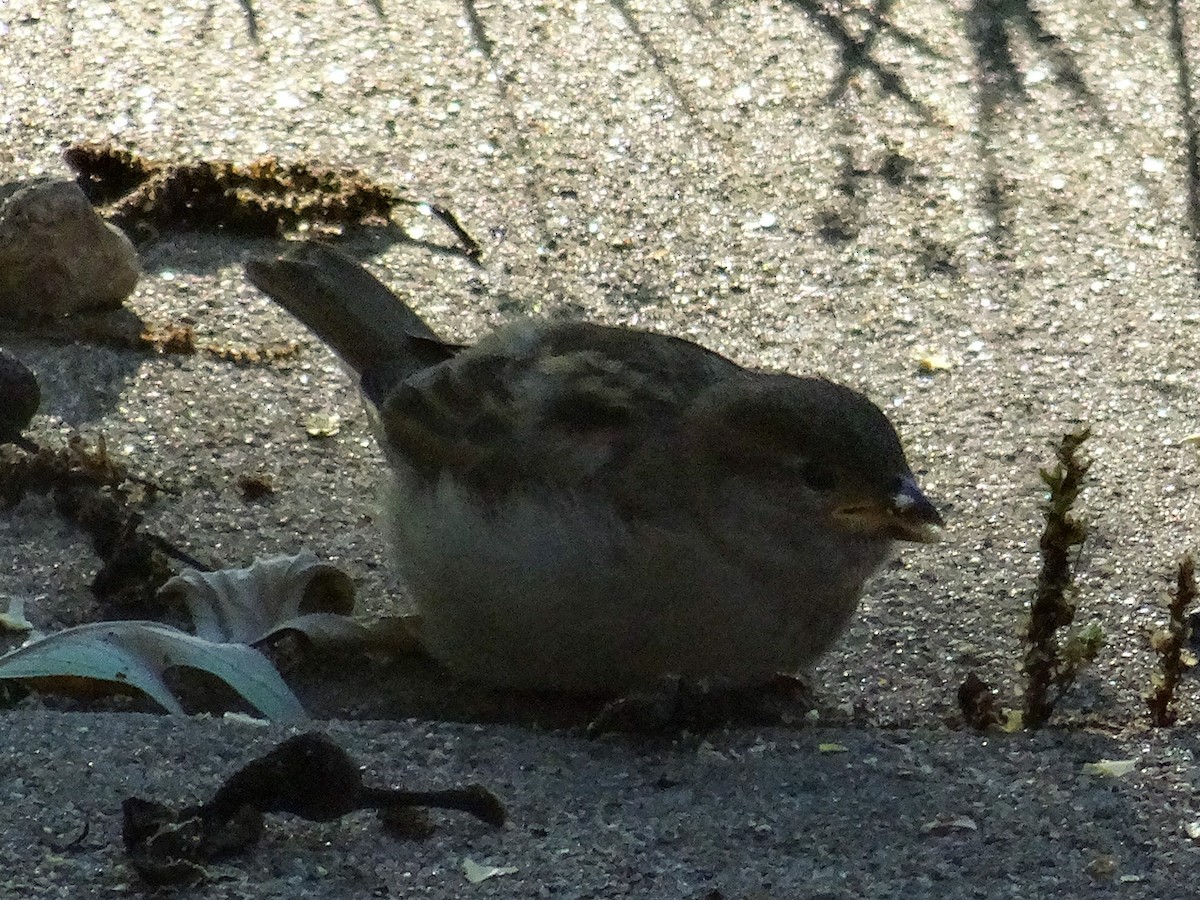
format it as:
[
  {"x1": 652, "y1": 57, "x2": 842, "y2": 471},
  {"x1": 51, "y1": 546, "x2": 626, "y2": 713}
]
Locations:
[
  {"x1": 0, "y1": 548, "x2": 427, "y2": 716},
  {"x1": 138, "y1": 322, "x2": 197, "y2": 355},
  {"x1": 914, "y1": 350, "x2": 952, "y2": 374},
  {"x1": 463, "y1": 857, "x2": 519, "y2": 884},
  {"x1": 1146, "y1": 554, "x2": 1197, "y2": 727},
  {"x1": 0, "y1": 595, "x2": 35, "y2": 635},
  {"x1": 236, "y1": 472, "x2": 275, "y2": 501},
  {"x1": 138, "y1": 319, "x2": 303, "y2": 364},
  {"x1": 0, "y1": 435, "x2": 193, "y2": 614},
  {"x1": 921, "y1": 815, "x2": 979, "y2": 836},
  {"x1": 304, "y1": 411, "x2": 341, "y2": 438},
  {"x1": 122, "y1": 732, "x2": 505, "y2": 887},
  {"x1": 0, "y1": 179, "x2": 140, "y2": 319},
  {"x1": 63, "y1": 142, "x2": 482, "y2": 261},
  {"x1": 65, "y1": 143, "x2": 393, "y2": 241},
  {"x1": 202, "y1": 340, "x2": 301, "y2": 365},
  {"x1": 957, "y1": 672, "x2": 1000, "y2": 731}
]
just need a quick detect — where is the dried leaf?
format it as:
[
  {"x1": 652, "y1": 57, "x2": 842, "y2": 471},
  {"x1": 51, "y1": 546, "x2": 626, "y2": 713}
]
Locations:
[
  {"x1": 305, "y1": 411, "x2": 341, "y2": 437},
  {"x1": 915, "y1": 351, "x2": 952, "y2": 374},
  {"x1": 0, "y1": 620, "x2": 306, "y2": 720},
  {"x1": 0, "y1": 552, "x2": 423, "y2": 719},
  {"x1": 159, "y1": 551, "x2": 354, "y2": 645},
  {"x1": 999, "y1": 709, "x2": 1024, "y2": 732},
  {"x1": 921, "y1": 815, "x2": 978, "y2": 836},
  {"x1": 462, "y1": 857, "x2": 518, "y2": 884},
  {"x1": 1081, "y1": 758, "x2": 1136, "y2": 778},
  {"x1": 0, "y1": 595, "x2": 34, "y2": 633}
]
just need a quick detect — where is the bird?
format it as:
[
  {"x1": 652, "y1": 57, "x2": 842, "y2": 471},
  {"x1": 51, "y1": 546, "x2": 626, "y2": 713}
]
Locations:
[{"x1": 245, "y1": 242, "x2": 943, "y2": 695}]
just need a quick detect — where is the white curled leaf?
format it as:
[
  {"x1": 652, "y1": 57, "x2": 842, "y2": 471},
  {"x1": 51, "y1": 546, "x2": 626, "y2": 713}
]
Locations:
[
  {"x1": 0, "y1": 595, "x2": 34, "y2": 633},
  {"x1": 0, "y1": 620, "x2": 307, "y2": 721},
  {"x1": 462, "y1": 857, "x2": 518, "y2": 884},
  {"x1": 159, "y1": 550, "x2": 355, "y2": 645}
]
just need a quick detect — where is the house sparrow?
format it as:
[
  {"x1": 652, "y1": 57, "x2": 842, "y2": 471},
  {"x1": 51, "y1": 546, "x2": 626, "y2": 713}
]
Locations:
[{"x1": 245, "y1": 243, "x2": 942, "y2": 694}]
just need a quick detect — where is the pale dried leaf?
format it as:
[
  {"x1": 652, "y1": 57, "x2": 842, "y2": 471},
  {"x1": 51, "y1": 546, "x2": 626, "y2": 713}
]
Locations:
[
  {"x1": 999, "y1": 709, "x2": 1024, "y2": 732},
  {"x1": 462, "y1": 858, "x2": 518, "y2": 884},
  {"x1": 915, "y1": 350, "x2": 953, "y2": 373},
  {"x1": 305, "y1": 411, "x2": 341, "y2": 437},
  {"x1": 0, "y1": 595, "x2": 33, "y2": 633},
  {"x1": 0, "y1": 620, "x2": 306, "y2": 720},
  {"x1": 1081, "y1": 758, "x2": 1136, "y2": 778},
  {"x1": 160, "y1": 550, "x2": 355, "y2": 645},
  {"x1": 921, "y1": 815, "x2": 978, "y2": 836}
]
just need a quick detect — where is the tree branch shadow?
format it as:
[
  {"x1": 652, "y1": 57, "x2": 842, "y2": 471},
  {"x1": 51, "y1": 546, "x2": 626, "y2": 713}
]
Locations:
[
  {"x1": 462, "y1": 0, "x2": 496, "y2": 60},
  {"x1": 606, "y1": 0, "x2": 705, "y2": 121},
  {"x1": 784, "y1": 0, "x2": 937, "y2": 118},
  {"x1": 1167, "y1": 0, "x2": 1200, "y2": 282},
  {"x1": 234, "y1": 0, "x2": 259, "y2": 40},
  {"x1": 210, "y1": 0, "x2": 384, "y2": 45},
  {"x1": 963, "y1": 0, "x2": 1098, "y2": 257}
]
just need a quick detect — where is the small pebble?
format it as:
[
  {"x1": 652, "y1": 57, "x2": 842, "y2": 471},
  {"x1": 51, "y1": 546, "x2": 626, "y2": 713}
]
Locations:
[{"x1": 0, "y1": 347, "x2": 40, "y2": 443}]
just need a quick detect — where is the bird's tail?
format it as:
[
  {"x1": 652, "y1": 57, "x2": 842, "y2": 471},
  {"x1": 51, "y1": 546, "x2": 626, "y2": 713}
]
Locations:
[{"x1": 245, "y1": 242, "x2": 454, "y2": 401}]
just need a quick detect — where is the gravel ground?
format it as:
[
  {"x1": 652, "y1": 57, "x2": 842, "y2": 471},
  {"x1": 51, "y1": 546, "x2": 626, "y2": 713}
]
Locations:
[
  {"x1": 3, "y1": 711, "x2": 1200, "y2": 899},
  {"x1": 3, "y1": 0, "x2": 1200, "y2": 895}
]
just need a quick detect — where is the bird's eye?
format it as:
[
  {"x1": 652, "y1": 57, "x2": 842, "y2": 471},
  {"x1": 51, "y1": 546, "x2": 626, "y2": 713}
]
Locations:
[{"x1": 801, "y1": 462, "x2": 837, "y2": 491}]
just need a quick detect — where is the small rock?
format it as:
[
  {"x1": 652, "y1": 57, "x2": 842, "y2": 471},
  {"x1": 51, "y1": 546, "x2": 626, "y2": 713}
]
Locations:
[
  {"x1": 0, "y1": 179, "x2": 140, "y2": 319},
  {"x1": 0, "y1": 347, "x2": 40, "y2": 443}
]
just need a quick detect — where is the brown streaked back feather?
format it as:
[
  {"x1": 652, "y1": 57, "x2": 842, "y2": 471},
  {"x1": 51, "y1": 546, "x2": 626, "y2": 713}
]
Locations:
[{"x1": 380, "y1": 319, "x2": 744, "y2": 497}]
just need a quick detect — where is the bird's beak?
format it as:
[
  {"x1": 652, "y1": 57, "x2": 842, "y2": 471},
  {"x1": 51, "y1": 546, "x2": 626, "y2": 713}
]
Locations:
[{"x1": 832, "y1": 476, "x2": 944, "y2": 543}]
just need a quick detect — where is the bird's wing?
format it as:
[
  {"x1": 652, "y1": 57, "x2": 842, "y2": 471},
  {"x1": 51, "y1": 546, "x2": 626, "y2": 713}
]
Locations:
[{"x1": 378, "y1": 319, "x2": 744, "y2": 498}]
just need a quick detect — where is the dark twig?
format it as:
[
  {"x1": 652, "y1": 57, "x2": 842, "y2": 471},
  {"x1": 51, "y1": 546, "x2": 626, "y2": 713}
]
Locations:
[
  {"x1": 424, "y1": 202, "x2": 483, "y2": 262},
  {"x1": 1147, "y1": 555, "x2": 1197, "y2": 727},
  {"x1": 461, "y1": 0, "x2": 495, "y2": 59},
  {"x1": 1023, "y1": 427, "x2": 1101, "y2": 728},
  {"x1": 123, "y1": 733, "x2": 505, "y2": 887},
  {"x1": 144, "y1": 534, "x2": 215, "y2": 573}
]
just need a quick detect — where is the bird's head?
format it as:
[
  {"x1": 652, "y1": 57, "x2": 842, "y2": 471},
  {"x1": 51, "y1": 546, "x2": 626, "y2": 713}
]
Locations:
[{"x1": 689, "y1": 374, "x2": 944, "y2": 543}]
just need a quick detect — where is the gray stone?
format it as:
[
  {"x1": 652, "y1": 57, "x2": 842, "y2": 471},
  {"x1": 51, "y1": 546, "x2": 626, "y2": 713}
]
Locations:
[{"x1": 0, "y1": 179, "x2": 139, "y2": 319}]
